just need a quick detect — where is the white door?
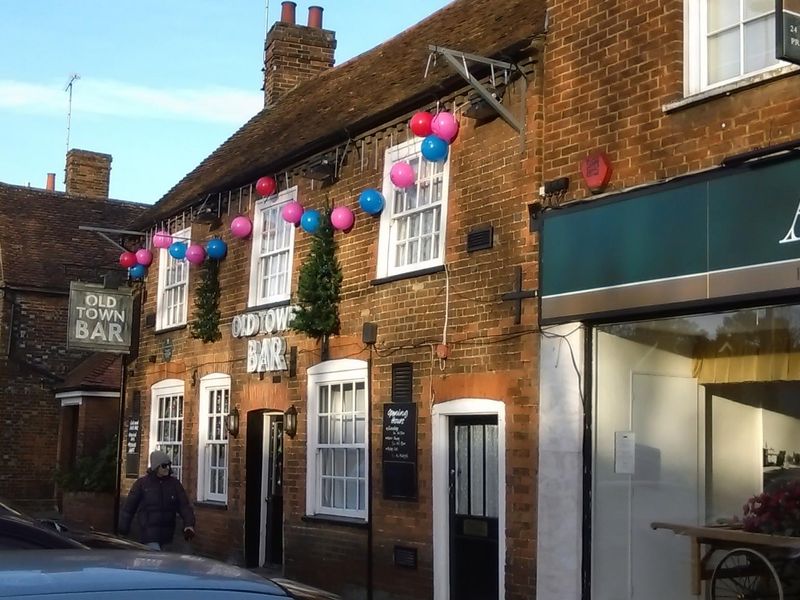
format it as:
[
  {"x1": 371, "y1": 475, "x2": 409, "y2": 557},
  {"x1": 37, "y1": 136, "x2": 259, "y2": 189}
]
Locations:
[{"x1": 630, "y1": 373, "x2": 701, "y2": 600}]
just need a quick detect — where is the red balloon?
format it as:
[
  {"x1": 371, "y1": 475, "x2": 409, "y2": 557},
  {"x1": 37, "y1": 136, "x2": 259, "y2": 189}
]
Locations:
[
  {"x1": 409, "y1": 111, "x2": 433, "y2": 137},
  {"x1": 255, "y1": 176, "x2": 277, "y2": 197},
  {"x1": 119, "y1": 251, "x2": 137, "y2": 268}
]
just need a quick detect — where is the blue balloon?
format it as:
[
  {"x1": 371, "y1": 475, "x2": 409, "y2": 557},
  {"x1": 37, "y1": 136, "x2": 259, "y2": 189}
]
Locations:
[
  {"x1": 168, "y1": 241, "x2": 187, "y2": 260},
  {"x1": 300, "y1": 209, "x2": 321, "y2": 234},
  {"x1": 129, "y1": 264, "x2": 147, "y2": 279},
  {"x1": 206, "y1": 238, "x2": 228, "y2": 260},
  {"x1": 420, "y1": 135, "x2": 449, "y2": 162},
  {"x1": 358, "y1": 188, "x2": 385, "y2": 215}
]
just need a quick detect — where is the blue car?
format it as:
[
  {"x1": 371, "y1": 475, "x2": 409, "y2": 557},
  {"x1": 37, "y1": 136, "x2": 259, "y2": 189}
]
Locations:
[{"x1": 0, "y1": 550, "x2": 306, "y2": 599}]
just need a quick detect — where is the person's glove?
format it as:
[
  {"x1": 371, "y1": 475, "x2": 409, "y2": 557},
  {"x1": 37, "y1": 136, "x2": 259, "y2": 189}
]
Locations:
[{"x1": 183, "y1": 527, "x2": 195, "y2": 541}]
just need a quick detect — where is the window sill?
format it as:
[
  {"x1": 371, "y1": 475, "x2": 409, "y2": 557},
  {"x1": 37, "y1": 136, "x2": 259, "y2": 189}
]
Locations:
[
  {"x1": 154, "y1": 324, "x2": 187, "y2": 335},
  {"x1": 663, "y1": 64, "x2": 800, "y2": 114},
  {"x1": 371, "y1": 265, "x2": 445, "y2": 286},
  {"x1": 301, "y1": 514, "x2": 368, "y2": 529},
  {"x1": 194, "y1": 500, "x2": 228, "y2": 510},
  {"x1": 246, "y1": 299, "x2": 292, "y2": 312}
]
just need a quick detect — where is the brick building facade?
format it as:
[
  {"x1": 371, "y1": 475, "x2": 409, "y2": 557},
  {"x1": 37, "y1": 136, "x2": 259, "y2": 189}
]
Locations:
[
  {"x1": 122, "y1": 2, "x2": 546, "y2": 599},
  {"x1": 535, "y1": 1, "x2": 800, "y2": 599},
  {"x1": 0, "y1": 152, "x2": 145, "y2": 510}
]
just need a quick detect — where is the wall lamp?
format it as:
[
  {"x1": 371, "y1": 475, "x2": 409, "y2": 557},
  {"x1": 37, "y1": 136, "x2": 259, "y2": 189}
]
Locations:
[
  {"x1": 284, "y1": 405, "x2": 298, "y2": 438},
  {"x1": 225, "y1": 406, "x2": 240, "y2": 438}
]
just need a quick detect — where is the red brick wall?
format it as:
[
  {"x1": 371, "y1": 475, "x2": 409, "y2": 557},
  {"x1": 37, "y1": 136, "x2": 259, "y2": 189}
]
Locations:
[
  {"x1": 125, "y1": 68, "x2": 543, "y2": 599},
  {"x1": 65, "y1": 149, "x2": 112, "y2": 199},
  {"x1": 77, "y1": 396, "x2": 120, "y2": 457},
  {"x1": 543, "y1": 0, "x2": 800, "y2": 200}
]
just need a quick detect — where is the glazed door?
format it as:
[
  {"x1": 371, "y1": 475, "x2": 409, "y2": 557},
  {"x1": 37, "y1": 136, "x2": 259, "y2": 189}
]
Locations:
[
  {"x1": 449, "y1": 415, "x2": 499, "y2": 600},
  {"x1": 260, "y1": 414, "x2": 284, "y2": 567}
]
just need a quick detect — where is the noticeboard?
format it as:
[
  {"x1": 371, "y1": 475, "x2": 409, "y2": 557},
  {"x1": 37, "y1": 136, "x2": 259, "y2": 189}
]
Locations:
[
  {"x1": 777, "y1": 0, "x2": 800, "y2": 65},
  {"x1": 382, "y1": 403, "x2": 418, "y2": 500}
]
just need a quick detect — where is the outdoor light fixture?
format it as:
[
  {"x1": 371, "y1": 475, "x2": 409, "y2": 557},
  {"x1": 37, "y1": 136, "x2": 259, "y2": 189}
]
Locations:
[
  {"x1": 284, "y1": 405, "x2": 298, "y2": 438},
  {"x1": 193, "y1": 205, "x2": 222, "y2": 228},
  {"x1": 225, "y1": 406, "x2": 240, "y2": 438},
  {"x1": 304, "y1": 157, "x2": 336, "y2": 182}
]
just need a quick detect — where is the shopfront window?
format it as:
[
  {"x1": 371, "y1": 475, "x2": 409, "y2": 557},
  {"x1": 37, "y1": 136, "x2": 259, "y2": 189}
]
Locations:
[{"x1": 592, "y1": 304, "x2": 800, "y2": 599}]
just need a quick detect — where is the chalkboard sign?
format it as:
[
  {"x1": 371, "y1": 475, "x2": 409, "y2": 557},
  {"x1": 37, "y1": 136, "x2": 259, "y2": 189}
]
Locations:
[
  {"x1": 125, "y1": 418, "x2": 141, "y2": 478},
  {"x1": 777, "y1": 0, "x2": 800, "y2": 66},
  {"x1": 382, "y1": 403, "x2": 417, "y2": 500}
]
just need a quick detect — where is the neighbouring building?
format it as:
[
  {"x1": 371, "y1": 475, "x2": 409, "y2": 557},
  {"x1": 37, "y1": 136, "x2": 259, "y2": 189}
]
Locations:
[
  {"x1": 0, "y1": 150, "x2": 146, "y2": 512},
  {"x1": 122, "y1": 1, "x2": 546, "y2": 599},
  {"x1": 536, "y1": 1, "x2": 800, "y2": 599}
]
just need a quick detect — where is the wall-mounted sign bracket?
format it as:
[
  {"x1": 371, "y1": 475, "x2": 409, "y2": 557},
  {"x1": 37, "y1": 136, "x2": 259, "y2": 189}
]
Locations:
[
  {"x1": 427, "y1": 45, "x2": 523, "y2": 134},
  {"x1": 79, "y1": 225, "x2": 146, "y2": 253}
]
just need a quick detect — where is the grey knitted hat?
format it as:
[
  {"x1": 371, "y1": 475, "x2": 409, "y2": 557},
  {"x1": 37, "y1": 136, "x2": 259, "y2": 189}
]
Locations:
[{"x1": 149, "y1": 450, "x2": 171, "y2": 471}]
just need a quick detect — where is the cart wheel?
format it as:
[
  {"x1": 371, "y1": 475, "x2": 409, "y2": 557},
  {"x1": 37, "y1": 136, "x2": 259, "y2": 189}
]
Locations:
[{"x1": 708, "y1": 547, "x2": 783, "y2": 600}]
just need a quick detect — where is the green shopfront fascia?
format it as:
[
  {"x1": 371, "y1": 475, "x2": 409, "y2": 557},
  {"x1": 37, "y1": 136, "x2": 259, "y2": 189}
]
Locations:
[{"x1": 536, "y1": 155, "x2": 800, "y2": 600}]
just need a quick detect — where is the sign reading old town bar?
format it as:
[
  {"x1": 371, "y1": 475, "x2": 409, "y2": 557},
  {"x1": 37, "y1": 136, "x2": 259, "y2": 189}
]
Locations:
[
  {"x1": 67, "y1": 282, "x2": 134, "y2": 353},
  {"x1": 777, "y1": 0, "x2": 800, "y2": 66},
  {"x1": 231, "y1": 305, "x2": 297, "y2": 373}
]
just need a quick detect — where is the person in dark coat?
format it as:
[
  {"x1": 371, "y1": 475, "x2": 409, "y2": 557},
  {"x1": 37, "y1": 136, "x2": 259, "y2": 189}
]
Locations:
[{"x1": 119, "y1": 450, "x2": 196, "y2": 550}]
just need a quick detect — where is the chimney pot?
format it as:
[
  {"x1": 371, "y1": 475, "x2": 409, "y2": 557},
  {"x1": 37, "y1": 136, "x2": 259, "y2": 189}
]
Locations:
[
  {"x1": 308, "y1": 6, "x2": 323, "y2": 28},
  {"x1": 46, "y1": 173, "x2": 56, "y2": 191},
  {"x1": 280, "y1": 1, "x2": 296, "y2": 24}
]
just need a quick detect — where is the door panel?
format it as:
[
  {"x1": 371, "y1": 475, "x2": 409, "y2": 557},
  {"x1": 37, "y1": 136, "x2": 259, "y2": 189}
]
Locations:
[{"x1": 449, "y1": 416, "x2": 499, "y2": 600}]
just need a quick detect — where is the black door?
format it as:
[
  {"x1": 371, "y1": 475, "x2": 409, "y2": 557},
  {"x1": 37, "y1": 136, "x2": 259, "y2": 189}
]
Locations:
[
  {"x1": 244, "y1": 411, "x2": 284, "y2": 568},
  {"x1": 449, "y1": 415, "x2": 499, "y2": 600}
]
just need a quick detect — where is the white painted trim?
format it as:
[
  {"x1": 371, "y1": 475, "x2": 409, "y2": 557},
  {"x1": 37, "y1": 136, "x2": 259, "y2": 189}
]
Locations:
[
  {"x1": 247, "y1": 187, "x2": 297, "y2": 308},
  {"x1": 432, "y1": 398, "x2": 506, "y2": 600},
  {"x1": 156, "y1": 227, "x2": 191, "y2": 331},
  {"x1": 376, "y1": 138, "x2": 451, "y2": 279},
  {"x1": 305, "y1": 359, "x2": 369, "y2": 520},
  {"x1": 60, "y1": 397, "x2": 83, "y2": 407},
  {"x1": 55, "y1": 391, "x2": 119, "y2": 400},
  {"x1": 197, "y1": 373, "x2": 231, "y2": 504}
]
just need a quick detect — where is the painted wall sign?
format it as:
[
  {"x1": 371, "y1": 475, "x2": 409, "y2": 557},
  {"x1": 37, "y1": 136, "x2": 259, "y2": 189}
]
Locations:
[
  {"x1": 233, "y1": 306, "x2": 297, "y2": 374},
  {"x1": 67, "y1": 282, "x2": 134, "y2": 353},
  {"x1": 382, "y1": 403, "x2": 418, "y2": 500},
  {"x1": 777, "y1": 0, "x2": 800, "y2": 66}
]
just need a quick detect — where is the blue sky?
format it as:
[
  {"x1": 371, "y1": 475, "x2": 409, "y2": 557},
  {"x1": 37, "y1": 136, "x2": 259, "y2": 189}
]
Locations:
[{"x1": 0, "y1": 1, "x2": 451, "y2": 205}]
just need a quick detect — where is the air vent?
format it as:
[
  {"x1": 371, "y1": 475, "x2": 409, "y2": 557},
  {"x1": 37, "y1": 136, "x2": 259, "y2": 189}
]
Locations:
[
  {"x1": 393, "y1": 545, "x2": 418, "y2": 569},
  {"x1": 144, "y1": 313, "x2": 156, "y2": 328},
  {"x1": 466, "y1": 225, "x2": 493, "y2": 253},
  {"x1": 391, "y1": 362, "x2": 413, "y2": 403}
]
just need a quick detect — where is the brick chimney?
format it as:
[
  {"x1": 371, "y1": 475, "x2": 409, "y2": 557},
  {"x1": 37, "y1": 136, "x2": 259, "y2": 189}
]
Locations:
[
  {"x1": 65, "y1": 149, "x2": 112, "y2": 198},
  {"x1": 263, "y1": 2, "x2": 336, "y2": 108}
]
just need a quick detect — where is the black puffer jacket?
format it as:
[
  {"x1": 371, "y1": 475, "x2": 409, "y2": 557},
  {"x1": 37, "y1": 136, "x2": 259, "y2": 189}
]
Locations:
[{"x1": 119, "y1": 472, "x2": 195, "y2": 545}]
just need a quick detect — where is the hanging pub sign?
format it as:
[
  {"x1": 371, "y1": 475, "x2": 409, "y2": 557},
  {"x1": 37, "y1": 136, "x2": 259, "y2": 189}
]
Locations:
[
  {"x1": 67, "y1": 282, "x2": 134, "y2": 354},
  {"x1": 777, "y1": 0, "x2": 800, "y2": 65},
  {"x1": 382, "y1": 403, "x2": 418, "y2": 500}
]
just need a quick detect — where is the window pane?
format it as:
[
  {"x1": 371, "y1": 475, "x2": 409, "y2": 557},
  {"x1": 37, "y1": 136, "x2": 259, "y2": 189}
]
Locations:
[
  {"x1": 334, "y1": 479, "x2": 345, "y2": 508},
  {"x1": 744, "y1": 15, "x2": 777, "y2": 73},
  {"x1": 708, "y1": 28, "x2": 740, "y2": 84},
  {"x1": 485, "y1": 425, "x2": 499, "y2": 518},
  {"x1": 334, "y1": 448, "x2": 345, "y2": 476},
  {"x1": 322, "y1": 477, "x2": 332, "y2": 507},
  {"x1": 319, "y1": 415, "x2": 329, "y2": 444},
  {"x1": 346, "y1": 480, "x2": 358, "y2": 510},
  {"x1": 744, "y1": 0, "x2": 773, "y2": 19},
  {"x1": 470, "y1": 425, "x2": 485, "y2": 517},
  {"x1": 707, "y1": 0, "x2": 739, "y2": 31}
]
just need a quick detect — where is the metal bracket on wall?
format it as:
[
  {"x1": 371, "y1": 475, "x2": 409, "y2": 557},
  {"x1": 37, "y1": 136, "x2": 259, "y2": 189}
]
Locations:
[
  {"x1": 79, "y1": 225, "x2": 146, "y2": 252},
  {"x1": 427, "y1": 45, "x2": 523, "y2": 134}
]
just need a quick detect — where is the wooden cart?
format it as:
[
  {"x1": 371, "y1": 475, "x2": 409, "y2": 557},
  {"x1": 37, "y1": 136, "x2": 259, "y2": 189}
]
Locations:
[{"x1": 652, "y1": 521, "x2": 800, "y2": 599}]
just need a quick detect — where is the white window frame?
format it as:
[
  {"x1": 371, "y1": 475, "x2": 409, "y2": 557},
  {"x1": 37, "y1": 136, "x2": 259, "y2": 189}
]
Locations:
[
  {"x1": 156, "y1": 227, "x2": 191, "y2": 330},
  {"x1": 197, "y1": 373, "x2": 231, "y2": 504},
  {"x1": 377, "y1": 138, "x2": 450, "y2": 279},
  {"x1": 248, "y1": 187, "x2": 297, "y2": 307},
  {"x1": 306, "y1": 359, "x2": 369, "y2": 520},
  {"x1": 149, "y1": 379, "x2": 185, "y2": 481},
  {"x1": 685, "y1": 0, "x2": 781, "y2": 95}
]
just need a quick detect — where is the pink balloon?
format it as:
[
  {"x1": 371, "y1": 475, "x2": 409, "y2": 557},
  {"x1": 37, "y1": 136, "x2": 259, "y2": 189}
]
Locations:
[
  {"x1": 185, "y1": 244, "x2": 206, "y2": 265},
  {"x1": 330, "y1": 206, "x2": 355, "y2": 232},
  {"x1": 390, "y1": 161, "x2": 415, "y2": 188},
  {"x1": 230, "y1": 215, "x2": 252, "y2": 239},
  {"x1": 282, "y1": 201, "x2": 304, "y2": 224},
  {"x1": 431, "y1": 111, "x2": 459, "y2": 142},
  {"x1": 135, "y1": 248, "x2": 153, "y2": 267},
  {"x1": 152, "y1": 230, "x2": 172, "y2": 249}
]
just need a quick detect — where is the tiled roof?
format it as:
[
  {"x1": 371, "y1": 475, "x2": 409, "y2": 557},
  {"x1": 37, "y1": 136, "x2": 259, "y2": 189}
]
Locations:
[
  {"x1": 55, "y1": 353, "x2": 121, "y2": 393},
  {"x1": 0, "y1": 183, "x2": 147, "y2": 291},
  {"x1": 133, "y1": 0, "x2": 546, "y2": 227}
]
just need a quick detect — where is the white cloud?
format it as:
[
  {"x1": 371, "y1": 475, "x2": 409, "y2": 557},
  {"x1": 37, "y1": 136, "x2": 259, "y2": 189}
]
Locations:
[{"x1": 0, "y1": 78, "x2": 262, "y2": 125}]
